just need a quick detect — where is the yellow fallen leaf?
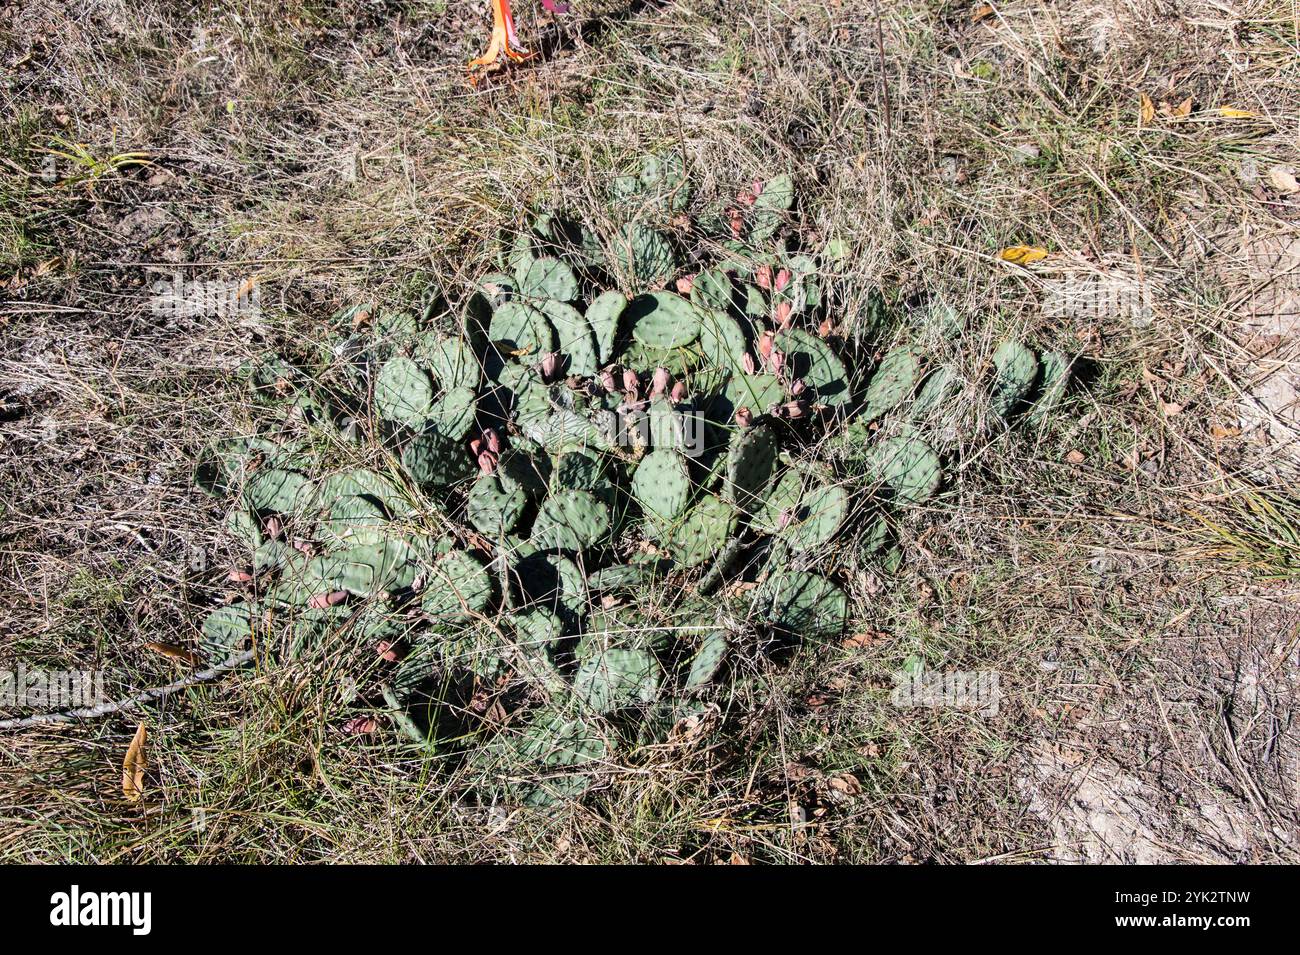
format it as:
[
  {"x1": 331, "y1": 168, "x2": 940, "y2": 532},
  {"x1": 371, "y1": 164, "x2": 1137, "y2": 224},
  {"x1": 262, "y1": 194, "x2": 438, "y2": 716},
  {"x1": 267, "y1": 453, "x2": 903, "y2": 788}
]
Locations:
[
  {"x1": 1139, "y1": 93, "x2": 1154, "y2": 126},
  {"x1": 1268, "y1": 166, "x2": 1299, "y2": 194},
  {"x1": 999, "y1": 245, "x2": 1049, "y2": 265},
  {"x1": 1172, "y1": 96, "x2": 1193, "y2": 117},
  {"x1": 971, "y1": 3, "x2": 994, "y2": 21},
  {"x1": 1217, "y1": 107, "x2": 1257, "y2": 119},
  {"x1": 123, "y1": 722, "x2": 148, "y2": 803}
]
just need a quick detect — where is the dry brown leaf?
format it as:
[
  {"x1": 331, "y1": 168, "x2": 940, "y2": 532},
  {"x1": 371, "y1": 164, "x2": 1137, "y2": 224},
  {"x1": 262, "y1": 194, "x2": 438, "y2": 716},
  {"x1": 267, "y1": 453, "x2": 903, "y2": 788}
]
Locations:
[
  {"x1": 828, "y1": 773, "x2": 862, "y2": 796},
  {"x1": 1210, "y1": 424, "x2": 1241, "y2": 439},
  {"x1": 1172, "y1": 96, "x2": 1193, "y2": 117},
  {"x1": 1139, "y1": 93, "x2": 1154, "y2": 126},
  {"x1": 123, "y1": 722, "x2": 148, "y2": 803},
  {"x1": 144, "y1": 641, "x2": 201, "y2": 665},
  {"x1": 1065, "y1": 449, "x2": 1086, "y2": 464},
  {"x1": 1162, "y1": 401, "x2": 1184, "y2": 416},
  {"x1": 999, "y1": 245, "x2": 1048, "y2": 266},
  {"x1": 971, "y1": 3, "x2": 993, "y2": 21},
  {"x1": 842, "y1": 630, "x2": 887, "y2": 650},
  {"x1": 1268, "y1": 166, "x2": 1299, "y2": 194}
]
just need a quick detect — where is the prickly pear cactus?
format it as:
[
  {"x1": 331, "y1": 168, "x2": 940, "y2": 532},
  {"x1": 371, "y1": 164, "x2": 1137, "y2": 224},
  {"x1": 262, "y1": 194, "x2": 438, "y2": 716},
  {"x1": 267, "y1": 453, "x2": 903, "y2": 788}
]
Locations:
[{"x1": 190, "y1": 163, "x2": 1073, "y2": 808}]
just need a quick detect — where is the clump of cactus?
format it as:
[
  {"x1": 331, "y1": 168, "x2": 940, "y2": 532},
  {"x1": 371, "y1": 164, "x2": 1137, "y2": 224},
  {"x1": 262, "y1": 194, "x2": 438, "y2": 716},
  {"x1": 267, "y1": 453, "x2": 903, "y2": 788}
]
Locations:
[{"x1": 194, "y1": 154, "x2": 1070, "y2": 806}]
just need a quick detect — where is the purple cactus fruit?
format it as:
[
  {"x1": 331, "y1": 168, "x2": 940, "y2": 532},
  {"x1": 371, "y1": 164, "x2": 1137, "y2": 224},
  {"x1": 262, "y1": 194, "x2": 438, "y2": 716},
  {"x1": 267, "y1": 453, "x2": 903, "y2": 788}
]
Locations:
[
  {"x1": 756, "y1": 265, "x2": 772, "y2": 290},
  {"x1": 742, "y1": 352, "x2": 758, "y2": 375},
  {"x1": 478, "y1": 450, "x2": 498, "y2": 475},
  {"x1": 775, "y1": 269, "x2": 792, "y2": 292},
  {"x1": 735, "y1": 406, "x2": 753, "y2": 428},
  {"x1": 650, "y1": 367, "x2": 671, "y2": 398},
  {"x1": 670, "y1": 380, "x2": 688, "y2": 402},
  {"x1": 484, "y1": 428, "x2": 501, "y2": 454},
  {"x1": 540, "y1": 351, "x2": 560, "y2": 381},
  {"x1": 775, "y1": 301, "x2": 793, "y2": 329}
]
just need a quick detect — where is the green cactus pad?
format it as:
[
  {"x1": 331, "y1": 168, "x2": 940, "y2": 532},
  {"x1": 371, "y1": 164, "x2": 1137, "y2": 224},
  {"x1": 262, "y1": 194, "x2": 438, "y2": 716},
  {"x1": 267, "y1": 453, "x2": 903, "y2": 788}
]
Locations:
[
  {"x1": 1029, "y1": 349, "x2": 1069, "y2": 422},
  {"x1": 862, "y1": 347, "x2": 919, "y2": 422},
  {"x1": 417, "y1": 334, "x2": 480, "y2": 391},
  {"x1": 427, "y1": 386, "x2": 477, "y2": 441},
  {"x1": 538, "y1": 300, "x2": 600, "y2": 377},
  {"x1": 755, "y1": 471, "x2": 848, "y2": 550},
  {"x1": 521, "y1": 256, "x2": 579, "y2": 302},
  {"x1": 668, "y1": 493, "x2": 737, "y2": 568},
  {"x1": 200, "y1": 603, "x2": 258, "y2": 663},
  {"x1": 689, "y1": 269, "x2": 733, "y2": 312},
  {"x1": 749, "y1": 174, "x2": 794, "y2": 241},
  {"x1": 488, "y1": 301, "x2": 556, "y2": 358},
  {"x1": 586, "y1": 290, "x2": 627, "y2": 364},
  {"x1": 761, "y1": 570, "x2": 847, "y2": 640},
  {"x1": 683, "y1": 631, "x2": 727, "y2": 690},
  {"x1": 530, "y1": 489, "x2": 611, "y2": 552},
  {"x1": 315, "y1": 469, "x2": 410, "y2": 517},
  {"x1": 476, "y1": 272, "x2": 518, "y2": 309},
  {"x1": 721, "y1": 373, "x2": 785, "y2": 419},
  {"x1": 631, "y1": 449, "x2": 692, "y2": 532},
  {"x1": 574, "y1": 647, "x2": 661, "y2": 715},
  {"x1": 317, "y1": 493, "x2": 390, "y2": 546},
  {"x1": 402, "y1": 430, "x2": 472, "y2": 488},
  {"x1": 467, "y1": 473, "x2": 527, "y2": 537},
  {"x1": 697, "y1": 308, "x2": 750, "y2": 373},
  {"x1": 774, "y1": 328, "x2": 849, "y2": 406},
  {"x1": 990, "y1": 340, "x2": 1039, "y2": 418},
  {"x1": 910, "y1": 365, "x2": 960, "y2": 420},
  {"x1": 243, "y1": 468, "x2": 312, "y2": 517},
  {"x1": 627, "y1": 292, "x2": 701, "y2": 350},
  {"x1": 374, "y1": 355, "x2": 436, "y2": 425},
  {"x1": 874, "y1": 434, "x2": 942, "y2": 505},
  {"x1": 616, "y1": 223, "x2": 677, "y2": 286},
  {"x1": 421, "y1": 550, "x2": 493, "y2": 621},
  {"x1": 723, "y1": 424, "x2": 779, "y2": 513},
  {"x1": 512, "y1": 710, "x2": 610, "y2": 806},
  {"x1": 587, "y1": 562, "x2": 654, "y2": 592},
  {"x1": 225, "y1": 507, "x2": 261, "y2": 549}
]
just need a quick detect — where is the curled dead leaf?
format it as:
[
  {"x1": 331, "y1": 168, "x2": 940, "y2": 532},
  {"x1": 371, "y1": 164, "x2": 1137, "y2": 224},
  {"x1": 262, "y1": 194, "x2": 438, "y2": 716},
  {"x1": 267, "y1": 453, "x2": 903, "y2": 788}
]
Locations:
[
  {"x1": 1065, "y1": 449, "x2": 1086, "y2": 465},
  {"x1": 123, "y1": 722, "x2": 148, "y2": 803},
  {"x1": 1139, "y1": 93, "x2": 1154, "y2": 126}
]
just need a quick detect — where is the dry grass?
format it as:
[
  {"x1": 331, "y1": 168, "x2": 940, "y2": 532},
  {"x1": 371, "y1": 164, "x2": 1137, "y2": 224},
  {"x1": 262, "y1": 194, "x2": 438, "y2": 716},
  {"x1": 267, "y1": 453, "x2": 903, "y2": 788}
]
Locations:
[{"x1": 2, "y1": 0, "x2": 1299, "y2": 862}]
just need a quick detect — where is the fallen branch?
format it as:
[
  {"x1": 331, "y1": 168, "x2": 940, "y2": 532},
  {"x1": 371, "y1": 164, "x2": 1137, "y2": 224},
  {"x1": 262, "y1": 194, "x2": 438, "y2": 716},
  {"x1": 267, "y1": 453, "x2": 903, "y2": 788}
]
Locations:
[{"x1": 0, "y1": 650, "x2": 256, "y2": 730}]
